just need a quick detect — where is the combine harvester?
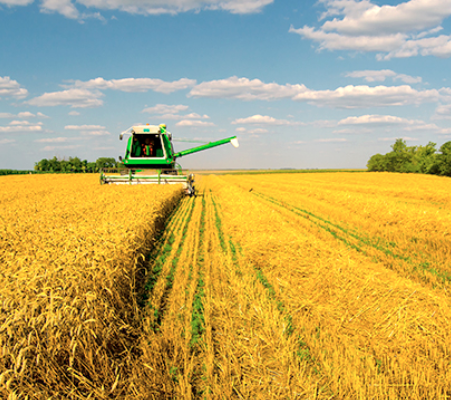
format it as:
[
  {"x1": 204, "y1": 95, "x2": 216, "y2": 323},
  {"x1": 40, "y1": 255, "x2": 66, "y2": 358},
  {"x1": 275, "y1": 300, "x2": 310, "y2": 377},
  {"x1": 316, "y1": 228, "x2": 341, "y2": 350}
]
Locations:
[{"x1": 100, "y1": 124, "x2": 239, "y2": 195}]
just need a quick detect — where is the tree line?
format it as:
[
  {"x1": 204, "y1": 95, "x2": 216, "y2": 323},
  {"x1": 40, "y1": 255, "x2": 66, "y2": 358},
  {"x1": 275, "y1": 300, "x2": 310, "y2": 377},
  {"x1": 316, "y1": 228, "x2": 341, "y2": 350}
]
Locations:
[
  {"x1": 367, "y1": 139, "x2": 451, "y2": 176},
  {"x1": 34, "y1": 157, "x2": 118, "y2": 173},
  {"x1": 0, "y1": 169, "x2": 38, "y2": 176}
]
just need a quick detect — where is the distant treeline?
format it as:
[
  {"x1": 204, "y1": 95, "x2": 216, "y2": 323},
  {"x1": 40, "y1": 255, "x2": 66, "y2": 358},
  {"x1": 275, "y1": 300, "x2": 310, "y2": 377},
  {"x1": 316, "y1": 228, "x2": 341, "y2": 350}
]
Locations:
[
  {"x1": 1, "y1": 157, "x2": 120, "y2": 176},
  {"x1": 34, "y1": 156, "x2": 118, "y2": 173},
  {"x1": 0, "y1": 169, "x2": 39, "y2": 176},
  {"x1": 367, "y1": 139, "x2": 451, "y2": 176}
]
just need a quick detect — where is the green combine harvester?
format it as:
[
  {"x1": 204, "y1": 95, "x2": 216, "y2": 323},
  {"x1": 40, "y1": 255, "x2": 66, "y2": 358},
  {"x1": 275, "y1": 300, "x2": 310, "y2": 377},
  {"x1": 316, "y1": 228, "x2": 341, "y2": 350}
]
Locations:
[{"x1": 100, "y1": 124, "x2": 239, "y2": 195}]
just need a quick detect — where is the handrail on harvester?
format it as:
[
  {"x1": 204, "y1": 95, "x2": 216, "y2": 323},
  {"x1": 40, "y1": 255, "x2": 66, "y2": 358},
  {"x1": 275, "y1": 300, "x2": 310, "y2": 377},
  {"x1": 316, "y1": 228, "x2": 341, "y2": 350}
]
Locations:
[{"x1": 173, "y1": 136, "x2": 239, "y2": 158}]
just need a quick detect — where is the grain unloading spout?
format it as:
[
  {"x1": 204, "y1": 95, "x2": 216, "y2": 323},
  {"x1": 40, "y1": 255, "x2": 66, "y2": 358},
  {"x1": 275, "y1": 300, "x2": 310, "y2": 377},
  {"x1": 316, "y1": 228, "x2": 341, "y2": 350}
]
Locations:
[{"x1": 173, "y1": 136, "x2": 239, "y2": 159}]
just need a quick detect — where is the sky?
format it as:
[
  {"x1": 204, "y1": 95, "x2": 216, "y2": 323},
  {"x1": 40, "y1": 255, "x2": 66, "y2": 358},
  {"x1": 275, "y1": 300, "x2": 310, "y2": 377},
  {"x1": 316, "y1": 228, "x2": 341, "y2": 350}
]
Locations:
[{"x1": 1, "y1": 0, "x2": 451, "y2": 170}]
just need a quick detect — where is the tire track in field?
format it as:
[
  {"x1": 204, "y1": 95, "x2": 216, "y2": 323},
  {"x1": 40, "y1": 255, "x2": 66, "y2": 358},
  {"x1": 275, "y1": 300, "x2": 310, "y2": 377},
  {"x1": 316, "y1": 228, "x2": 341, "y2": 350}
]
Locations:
[{"x1": 247, "y1": 188, "x2": 451, "y2": 288}]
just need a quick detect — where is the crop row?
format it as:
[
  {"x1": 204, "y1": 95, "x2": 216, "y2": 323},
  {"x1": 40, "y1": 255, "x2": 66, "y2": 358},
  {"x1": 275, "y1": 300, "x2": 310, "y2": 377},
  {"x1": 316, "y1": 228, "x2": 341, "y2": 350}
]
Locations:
[
  {"x1": 210, "y1": 173, "x2": 451, "y2": 398},
  {"x1": 112, "y1": 172, "x2": 451, "y2": 398},
  {"x1": 222, "y1": 172, "x2": 451, "y2": 287}
]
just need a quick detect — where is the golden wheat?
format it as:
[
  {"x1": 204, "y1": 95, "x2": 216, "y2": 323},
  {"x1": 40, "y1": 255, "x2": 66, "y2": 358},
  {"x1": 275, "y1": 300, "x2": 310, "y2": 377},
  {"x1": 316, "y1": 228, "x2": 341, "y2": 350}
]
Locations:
[
  {"x1": 0, "y1": 174, "x2": 182, "y2": 398},
  {"x1": 211, "y1": 172, "x2": 451, "y2": 399},
  {"x1": 2, "y1": 171, "x2": 451, "y2": 399}
]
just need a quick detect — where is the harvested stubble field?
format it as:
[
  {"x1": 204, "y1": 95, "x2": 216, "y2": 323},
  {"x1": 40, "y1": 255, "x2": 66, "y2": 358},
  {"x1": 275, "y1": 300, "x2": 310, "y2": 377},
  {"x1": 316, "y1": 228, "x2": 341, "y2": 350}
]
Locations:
[{"x1": 1, "y1": 172, "x2": 450, "y2": 399}]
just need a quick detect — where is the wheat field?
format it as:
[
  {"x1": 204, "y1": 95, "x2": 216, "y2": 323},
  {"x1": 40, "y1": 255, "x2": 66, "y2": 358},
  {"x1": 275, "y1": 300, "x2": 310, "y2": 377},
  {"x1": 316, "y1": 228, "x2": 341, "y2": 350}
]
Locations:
[
  {"x1": 0, "y1": 174, "x2": 182, "y2": 398},
  {"x1": 1, "y1": 172, "x2": 450, "y2": 399}
]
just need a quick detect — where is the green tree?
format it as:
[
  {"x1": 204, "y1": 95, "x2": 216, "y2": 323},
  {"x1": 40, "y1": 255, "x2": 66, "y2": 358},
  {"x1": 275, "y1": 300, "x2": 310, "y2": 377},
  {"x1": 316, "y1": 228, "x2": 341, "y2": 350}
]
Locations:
[
  {"x1": 34, "y1": 158, "x2": 49, "y2": 171},
  {"x1": 96, "y1": 157, "x2": 117, "y2": 171},
  {"x1": 367, "y1": 153, "x2": 387, "y2": 171},
  {"x1": 48, "y1": 156, "x2": 60, "y2": 172},
  {"x1": 68, "y1": 157, "x2": 82, "y2": 172},
  {"x1": 385, "y1": 139, "x2": 415, "y2": 172},
  {"x1": 366, "y1": 139, "x2": 451, "y2": 177},
  {"x1": 32, "y1": 156, "x2": 120, "y2": 173},
  {"x1": 436, "y1": 141, "x2": 451, "y2": 176},
  {"x1": 414, "y1": 142, "x2": 438, "y2": 174},
  {"x1": 87, "y1": 162, "x2": 97, "y2": 173}
]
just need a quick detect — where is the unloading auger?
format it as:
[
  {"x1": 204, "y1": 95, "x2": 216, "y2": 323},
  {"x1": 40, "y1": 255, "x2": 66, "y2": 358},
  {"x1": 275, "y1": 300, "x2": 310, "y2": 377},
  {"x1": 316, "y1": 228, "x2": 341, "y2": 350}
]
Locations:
[{"x1": 100, "y1": 124, "x2": 239, "y2": 196}]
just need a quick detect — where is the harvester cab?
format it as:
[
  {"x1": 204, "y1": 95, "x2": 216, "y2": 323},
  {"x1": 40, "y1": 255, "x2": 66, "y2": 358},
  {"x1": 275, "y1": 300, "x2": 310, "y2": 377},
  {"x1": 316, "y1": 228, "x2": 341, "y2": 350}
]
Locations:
[
  {"x1": 100, "y1": 123, "x2": 239, "y2": 196},
  {"x1": 120, "y1": 124, "x2": 175, "y2": 169}
]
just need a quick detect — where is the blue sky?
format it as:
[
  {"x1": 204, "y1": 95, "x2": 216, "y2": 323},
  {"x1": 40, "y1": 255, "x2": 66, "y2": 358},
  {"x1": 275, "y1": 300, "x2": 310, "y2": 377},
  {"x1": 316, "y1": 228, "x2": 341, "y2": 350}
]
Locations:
[{"x1": 1, "y1": 0, "x2": 451, "y2": 170}]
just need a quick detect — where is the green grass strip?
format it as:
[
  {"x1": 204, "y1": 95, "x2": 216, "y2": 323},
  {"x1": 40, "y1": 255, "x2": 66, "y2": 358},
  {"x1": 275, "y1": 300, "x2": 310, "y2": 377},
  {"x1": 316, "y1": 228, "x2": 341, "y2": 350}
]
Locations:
[
  {"x1": 190, "y1": 194, "x2": 207, "y2": 349},
  {"x1": 138, "y1": 197, "x2": 186, "y2": 307},
  {"x1": 251, "y1": 190, "x2": 451, "y2": 284},
  {"x1": 147, "y1": 198, "x2": 196, "y2": 328},
  {"x1": 210, "y1": 192, "x2": 328, "y2": 390}
]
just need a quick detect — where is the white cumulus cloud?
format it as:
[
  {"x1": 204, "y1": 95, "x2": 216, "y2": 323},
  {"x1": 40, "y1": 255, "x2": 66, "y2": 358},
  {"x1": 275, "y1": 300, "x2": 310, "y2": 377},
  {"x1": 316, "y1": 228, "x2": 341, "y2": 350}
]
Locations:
[
  {"x1": 142, "y1": 104, "x2": 189, "y2": 114},
  {"x1": 142, "y1": 104, "x2": 210, "y2": 121},
  {"x1": 320, "y1": 0, "x2": 451, "y2": 35},
  {"x1": 0, "y1": 76, "x2": 28, "y2": 99},
  {"x1": 40, "y1": 0, "x2": 80, "y2": 18},
  {"x1": 190, "y1": 76, "x2": 307, "y2": 101},
  {"x1": 28, "y1": 88, "x2": 103, "y2": 108},
  {"x1": 65, "y1": 124, "x2": 105, "y2": 130},
  {"x1": 0, "y1": 0, "x2": 33, "y2": 5},
  {"x1": 337, "y1": 114, "x2": 451, "y2": 134},
  {"x1": 33, "y1": 0, "x2": 274, "y2": 18},
  {"x1": 434, "y1": 104, "x2": 451, "y2": 119},
  {"x1": 290, "y1": 26, "x2": 406, "y2": 52},
  {"x1": 9, "y1": 120, "x2": 43, "y2": 126},
  {"x1": 232, "y1": 115, "x2": 298, "y2": 125},
  {"x1": 0, "y1": 111, "x2": 48, "y2": 119},
  {"x1": 160, "y1": 113, "x2": 210, "y2": 121},
  {"x1": 292, "y1": 85, "x2": 442, "y2": 108},
  {"x1": 35, "y1": 137, "x2": 73, "y2": 143},
  {"x1": 65, "y1": 124, "x2": 111, "y2": 135},
  {"x1": 175, "y1": 120, "x2": 215, "y2": 127},
  {"x1": 337, "y1": 114, "x2": 419, "y2": 125},
  {"x1": 346, "y1": 70, "x2": 422, "y2": 84},
  {"x1": 0, "y1": 123, "x2": 43, "y2": 133},
  {"x1": 403, "y1": 123, "x2": 451, "y2": 134},
  {"x1": 191, "y1": 76, "x2": 445, "y2": 109},
  {"x1": 290, "y1": 0, "x2": 451, "y2": 59},
  {"x1": 69, "y1": 77, "x2": 196, "y2": 94},
  {"x1": 380, "y1": 34, "x2": 451, "y2": 60}
]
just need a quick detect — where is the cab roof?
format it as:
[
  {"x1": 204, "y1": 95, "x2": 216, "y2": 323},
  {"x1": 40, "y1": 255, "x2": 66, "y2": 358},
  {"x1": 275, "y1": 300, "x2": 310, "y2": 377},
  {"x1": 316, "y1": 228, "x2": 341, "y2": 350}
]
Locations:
[{"x1": 132, "y1": 125, "x2": 161, "y2": 134}]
